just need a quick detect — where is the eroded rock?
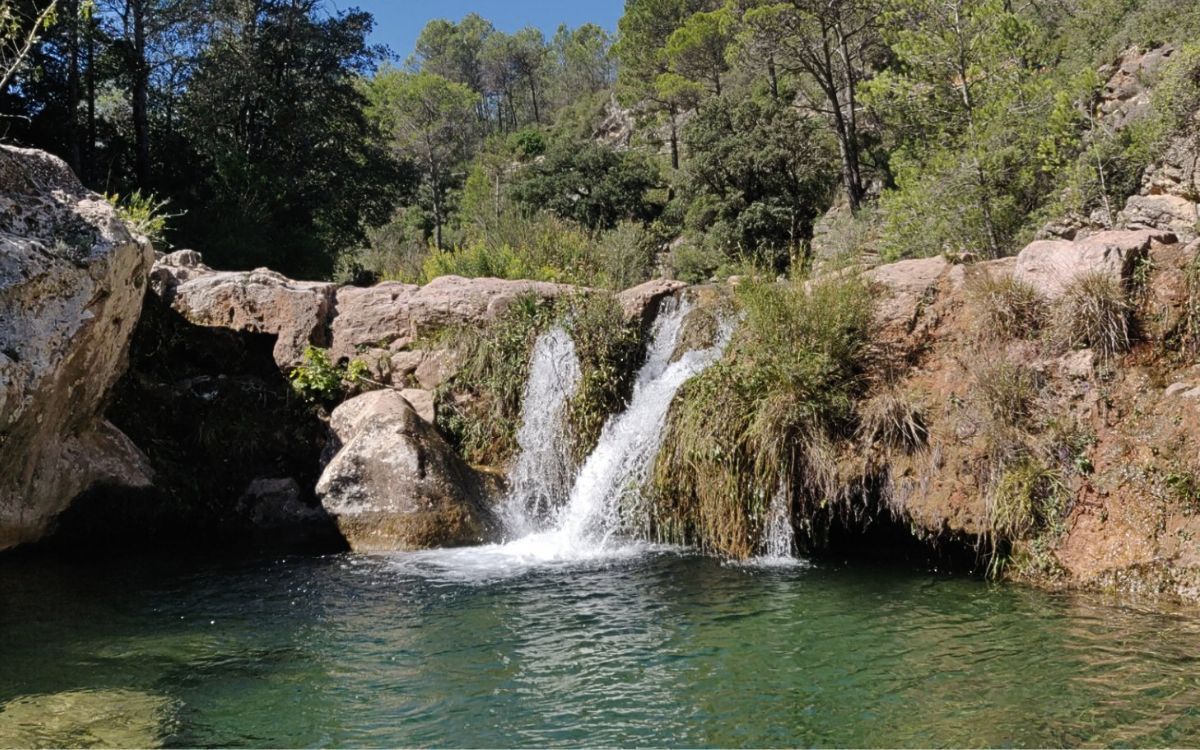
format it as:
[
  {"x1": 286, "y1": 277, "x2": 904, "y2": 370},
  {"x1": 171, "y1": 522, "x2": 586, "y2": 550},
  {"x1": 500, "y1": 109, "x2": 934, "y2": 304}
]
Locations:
[
  {"x1": 317, "y1": 390, "x2": 497, "y2": 551},
  {"x1": 152, "y1": 260, "x2": 337, "y2": 370},
  {"x1": 0, "y1": 146, "x2": 154, "y2": 551}
]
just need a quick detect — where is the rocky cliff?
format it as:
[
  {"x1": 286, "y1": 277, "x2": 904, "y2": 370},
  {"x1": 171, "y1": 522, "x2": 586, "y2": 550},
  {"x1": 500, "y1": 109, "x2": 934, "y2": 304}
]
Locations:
[{"x1": 0, "y1": 147, "x2": 154, "y2": 551}]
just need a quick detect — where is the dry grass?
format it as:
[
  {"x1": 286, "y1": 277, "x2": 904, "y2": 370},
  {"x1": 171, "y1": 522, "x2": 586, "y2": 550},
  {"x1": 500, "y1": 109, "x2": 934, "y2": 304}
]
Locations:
[
  {"x1": 970, "y1": 274, "x2": 1046, "y2": 340},
  {"x1": 1053, "y1": 270, "x2": 1131, "y2": 361},
  {"x1": 974, "y1": 359, "x2": 1044, "y2": 429},
  {"x1": 857, "y1": 389, "x2": 929, "y2": 455}
]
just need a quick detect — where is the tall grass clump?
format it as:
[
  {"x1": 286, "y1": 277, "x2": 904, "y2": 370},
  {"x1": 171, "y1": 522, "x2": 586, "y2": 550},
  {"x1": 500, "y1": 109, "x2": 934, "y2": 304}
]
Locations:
[
  {"x1": 857, "y1": 389, "x2": 928, "y2": 455},
  {"x1": 561, "y1": 294, "x2": 644, "y2": 460},
  {"x1": 435, "y1": 292, "x2": 644, "y2": 466},
  {"x1": 651, "y1": 274, "x2": 874, "y2": 558},
  {"x1": 1053, "y1": 270, "x2": 1131, "y2": 360},
  {"x1": 970, "y1": 274, "x2": 1046, "y2": 340},
  {"x1": 434, "y1": 295, "x2": 557, "y2": 465},
  {"x1": 965, "y1": 356, "x2": 1074, "y2": 578}
]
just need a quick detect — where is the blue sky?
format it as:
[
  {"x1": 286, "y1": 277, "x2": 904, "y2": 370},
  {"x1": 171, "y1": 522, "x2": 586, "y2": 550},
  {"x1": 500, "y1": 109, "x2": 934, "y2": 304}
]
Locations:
[{"x1": 335, "y1": 1, "x2": 625, "y2": 62}]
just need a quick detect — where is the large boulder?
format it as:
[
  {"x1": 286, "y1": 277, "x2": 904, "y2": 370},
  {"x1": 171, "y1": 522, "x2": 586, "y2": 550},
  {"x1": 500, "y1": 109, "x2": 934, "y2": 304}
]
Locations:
[
  {"x1": 864, "y1": 255, "x2": 952, "y2": 351},
  {"x1": 0, "y1": 146, "x2": 155, "y2": 551},
  {"x1": 1013, "y1": 229, "x2": 1174, "y2": 298},
  {"x1": 328, "y1": 282, "x2": 419, "y2": 361},
  {"x1": 151, "y1": 252, "x2": 337, "y2": 370},
  {"x1": 329, "y1": 275, "x2": 580, "y2": 363},
  {"x1": 316, "y1": 390, "x2": 497, "y2": 551}
]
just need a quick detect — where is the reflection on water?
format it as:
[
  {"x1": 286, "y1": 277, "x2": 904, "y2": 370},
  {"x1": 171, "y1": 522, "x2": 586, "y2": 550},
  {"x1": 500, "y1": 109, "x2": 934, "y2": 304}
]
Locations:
[{"x1": 1, "y1": 551, "x2": 1198, "y2": 748}]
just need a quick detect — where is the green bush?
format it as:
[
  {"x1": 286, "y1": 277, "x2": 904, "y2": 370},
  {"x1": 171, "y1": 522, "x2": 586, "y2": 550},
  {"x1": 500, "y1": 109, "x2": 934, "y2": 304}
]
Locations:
[{"x1": 288, "y1": 346, "x2": 368, "y2": 404}]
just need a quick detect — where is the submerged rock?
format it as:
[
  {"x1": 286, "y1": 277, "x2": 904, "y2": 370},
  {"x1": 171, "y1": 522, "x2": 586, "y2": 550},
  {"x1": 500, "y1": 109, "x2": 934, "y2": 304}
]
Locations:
[
  {"x1": 317, "y1": 390, "x2": 498, "y2": 551},
  {"x1": 0, "y1": 688, "x2": 175, "y2": 749},
  {"x1": 0, "y1": 146, "x2": 154, "y2": 551}
]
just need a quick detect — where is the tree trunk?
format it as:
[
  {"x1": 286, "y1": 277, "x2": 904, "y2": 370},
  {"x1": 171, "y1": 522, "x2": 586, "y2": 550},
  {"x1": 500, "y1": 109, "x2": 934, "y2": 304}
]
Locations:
[
  {"x1": 131, "y1": 0, "x2": 150, "y2": 186},
  {"x1": 527, "y1": 76, "x2": 540, "y2": 124},
  {"x1": 85, "y1": 10, "x2": 96, "y2": 185},
  {"x1": 64, "y1": 0, "x2": 81, "y2": 176},
  {"x1": 668, "y1": 104, "x2": 680, "y2": 171}
]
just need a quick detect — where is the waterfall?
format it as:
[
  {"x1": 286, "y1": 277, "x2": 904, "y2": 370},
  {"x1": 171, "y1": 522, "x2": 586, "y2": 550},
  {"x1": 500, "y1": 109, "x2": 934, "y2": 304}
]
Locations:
[
  {"x1": 759, "y1": 480, "x2": 797, "y2": 562},
  {"x1": 511, "y1": 297, "x2": 731, "y2": 558},
  {"x1": 499, "y1": 326, "x2": 581, "y2": 538}
]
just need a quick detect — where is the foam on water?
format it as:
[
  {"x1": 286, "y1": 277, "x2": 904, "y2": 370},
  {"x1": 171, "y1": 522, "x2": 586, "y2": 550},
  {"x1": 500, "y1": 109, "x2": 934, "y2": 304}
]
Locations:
[{"x1": 498, "y1": 325, "x2": 581, "y2": 538}]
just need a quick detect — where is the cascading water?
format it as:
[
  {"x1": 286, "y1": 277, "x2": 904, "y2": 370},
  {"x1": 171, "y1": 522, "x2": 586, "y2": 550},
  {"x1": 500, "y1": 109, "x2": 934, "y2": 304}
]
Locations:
[
  {"x1": 758, "y1": 480, "x2": 799, "y2": 564},
  {"x1": 398, "y1": 294, "x2": 732, "y2": 577},
  {"x1": 498, "y1": 326, "x2": 581, "y2": 538},
  {"x1": 511, "y1": 296, "x2": 732, "y2": 559}
]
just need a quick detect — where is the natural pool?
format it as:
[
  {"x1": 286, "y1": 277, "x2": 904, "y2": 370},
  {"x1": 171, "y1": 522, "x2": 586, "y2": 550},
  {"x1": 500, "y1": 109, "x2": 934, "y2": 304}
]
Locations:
[{"x1": 1, "y1": 548, "x2": 1198, "y2": 748}]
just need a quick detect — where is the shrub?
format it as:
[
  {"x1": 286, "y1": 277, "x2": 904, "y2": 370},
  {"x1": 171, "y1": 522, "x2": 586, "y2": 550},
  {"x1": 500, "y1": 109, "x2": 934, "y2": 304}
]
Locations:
[
  {"x1": 970, "y1": 274, "x2": 1046, "y2": 340},
  {"x1": 289, "y1": 346, "x2": 368, "y2": 404},
  {"x1": 652, "y1": 274, "x2": 874, "y2": 557},
  {"x1": 106, "y1": 190, "x2": 177, "y2": 249},
  {"x1": 1053, "y1": 270, "x2": 1131, "y2": 360}
]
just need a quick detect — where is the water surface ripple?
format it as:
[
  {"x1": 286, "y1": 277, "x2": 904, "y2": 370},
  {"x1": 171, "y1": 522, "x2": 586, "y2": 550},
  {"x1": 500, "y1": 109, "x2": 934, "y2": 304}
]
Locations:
[{"x1": 1, "y1": 552, "x2": 1198, "y2": 747}]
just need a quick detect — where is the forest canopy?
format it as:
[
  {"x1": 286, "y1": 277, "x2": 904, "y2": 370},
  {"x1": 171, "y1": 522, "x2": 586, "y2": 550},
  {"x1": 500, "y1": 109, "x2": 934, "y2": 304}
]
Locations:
[{"x1": 3, "y1": 0, "x2": 1199, "y2": 284}]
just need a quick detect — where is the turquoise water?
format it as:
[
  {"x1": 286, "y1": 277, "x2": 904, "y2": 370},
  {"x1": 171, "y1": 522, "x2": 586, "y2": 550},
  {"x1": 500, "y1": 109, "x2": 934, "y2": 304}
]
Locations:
[{"x1": 1, "y1": 549, "x2": 1199, "y2": 748}]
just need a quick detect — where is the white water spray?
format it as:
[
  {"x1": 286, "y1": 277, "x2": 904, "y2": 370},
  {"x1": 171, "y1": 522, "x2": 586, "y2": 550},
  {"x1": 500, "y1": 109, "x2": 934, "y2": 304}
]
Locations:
[
  {"x1": 758, "y1": 480, "x2": 798, "y2": 564},
  {"x1": 506, "y1": 297, "x2": 731, "y2": 559},
  {"x1": 499, "y1": 326, "x2": 581, "y2": 538},
  {"x1": 396, "y1": 295, "x2": 732, "y2": 578}
]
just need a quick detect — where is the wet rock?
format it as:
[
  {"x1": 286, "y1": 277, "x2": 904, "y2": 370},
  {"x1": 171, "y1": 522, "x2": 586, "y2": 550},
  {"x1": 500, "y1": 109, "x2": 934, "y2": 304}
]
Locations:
[
  {"x1": 0, "y1": 146, "x2": 155, "y2": 551},
  {"x1": 317, "y1": 390, "x2": 497, "y2": 551}
]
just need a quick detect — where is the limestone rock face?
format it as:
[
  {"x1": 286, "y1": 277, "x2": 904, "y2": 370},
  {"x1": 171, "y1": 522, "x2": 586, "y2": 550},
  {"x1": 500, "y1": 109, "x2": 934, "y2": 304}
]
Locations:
[
  {"x1": 865, "y1": 255, "x2": 951, "y2": 348},
  {"x1": 152, "y1": 256, "x2": 336, "y2": 370},
  {"x1": 329, "y1": 275, "x2": 580, "y2": 364},
  {"x1": 1013, "y1": 229, "x2": 1174, "y2": 298},
  {"x1": 1120, "y1": 195, "x2": 1199, "y2": 242},
  {"x1": 0, "y1": 146, "x2": 155, "y2": 550},
  {"x1": 617, "y1": 278, "x2": 688, "y2": 330},
  {"x1": 316, "y1": 390, "x2": 497, "y2": 551},
  {"x1": 328, "y1": 282, "x2": 419, "y2": 361}
]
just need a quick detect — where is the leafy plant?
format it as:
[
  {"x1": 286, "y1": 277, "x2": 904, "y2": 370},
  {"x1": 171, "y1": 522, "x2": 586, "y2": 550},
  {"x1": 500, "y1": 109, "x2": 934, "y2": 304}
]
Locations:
[
  {"x1": 288, "y1": 346, "x2": 367, "y2": 404},
  {"x1": 106, "y1": 190, "x2": 179, "y2": 249}
]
